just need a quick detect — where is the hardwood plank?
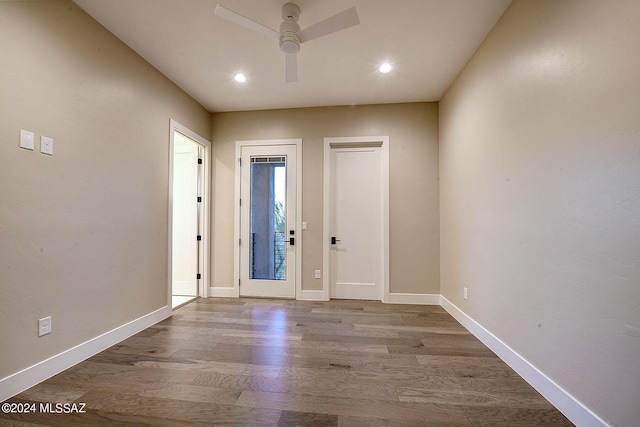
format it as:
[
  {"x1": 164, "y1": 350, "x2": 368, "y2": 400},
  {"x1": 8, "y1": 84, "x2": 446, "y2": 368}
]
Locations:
[
  {"x1": 302, "y1": 332, "x2": 423, "y2": 347},
  {"x1": 354, "y1": 323, "x2": 471, "y2": 335},
  {"x1": 463, "y1": 406, "x2": 574, "y2": 427},
  {"x1": 416, "y1": 354, "x2": 501, "y2": 366},
  {"x1": 122, "y1": 335, "x2": 221, "y2": 352},
  {"x1": 452, "y1": 363, "x2": 521, "y2": 380},
  {"x1": 164, "y1": 318, "x2": 270, "y2": 332},
  {"x1": 139, "y1": 383, "x2": 241, "y2": 405},
  {"x1": 146, "y1": 330, "x2": 242, "y2": 345},
  {"x1": 0, "y1": 404, "x2": 212, "y2": 427},
  {"x1": 283, "y1": 347, "x2": 419, "y2": 367},
  {"x1": 41, "y1": 362, "x2": 201, "y2": 396},
  {"x1": 137, "y1": 358, "x2": 282, "y2": 377},
  {"x1": 192, "y1": 371, "x2": 293, "y2": 392},
  {"x1": 397, "y1": 386, "x2": 553, "y2": 408},
  {"x1": 0, "y1": 419, "x2": 47, "y2": 427},
  {"x1": 12, "y1": 383, "x2": 87, "y2": 403},
  {"x1": 388, "y1": 344, "x2": 498, "y2": 357},
  {"x1": 277, "y1": 410, "x2": 338, "y2": 427},
  {"x1": 81, "y1": 389, "x2": 282, "y2": 425},
  {"x1": 65, "y1": 360, "x2": 201, "y2": 382},
  {"x1": 338, "y1": 415, "x2": 458, "y2": 427},
  {"x1": 475, "y1": 376, "x2": 552, "y2": 398},
  {"x1": 236, "y1": 339, "x2": 390, "y2": 354},
  {"x1": 130, "y1": 327, "x2": 163, "y2": 339},
  {"x1": 236, "y1": 390, "x2": 471, "y2": 425},
  {"x1": 194, "y1": 370, "x2": 400, "y2": 401},
  {"x1": 170, "y1": 345, "x2": 287, "y2": 366},
  {"x1": 417, "y1": 332, "x2": 494, "y2": 348},
  {"x1": 277, "y1": 363, "x2": 457, "y2": 384},
  {"x1": 105, "y1": 342, "x2": 180, "y2": 358}
]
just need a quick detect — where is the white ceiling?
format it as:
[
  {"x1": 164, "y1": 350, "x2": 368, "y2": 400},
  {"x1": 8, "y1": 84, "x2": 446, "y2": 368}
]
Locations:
[{"x1": 74, "y1": 0, "x2": 511, "y2": 113}]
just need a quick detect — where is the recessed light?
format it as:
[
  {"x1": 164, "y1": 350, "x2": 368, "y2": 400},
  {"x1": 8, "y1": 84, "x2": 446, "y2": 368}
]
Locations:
[
  {"x1": 379, "y1": 63, "x2": 392, "y2": 73},
  {"x1": 234, "y1": 73, "x2": 247, "y2": 83}
]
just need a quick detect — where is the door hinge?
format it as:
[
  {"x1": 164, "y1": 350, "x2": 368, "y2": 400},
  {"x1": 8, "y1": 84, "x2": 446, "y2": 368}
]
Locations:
[
  {"x1": 238, "y1": 158, "x2": 242, "y2": 166},
  {"x1": 197, "y1": 196, "x2": 202, "y2": 203},
  {"x1": 196, "y1": 273, "x2": 201, "y2": 280},
  {"x1": 197, "y1": 235, "x2": 202, "y2": 241},
  {"x1": 239, "y1": 279, "x2": 241, "y2": 286},
  {"x1": 198, "y1": 158, "x2": 203, "y2": 165},
  {"x1": 239, "y1": 198, "x2": 242, "y2": 206},
  {"x1": 239, "y1": 238, "x2": 241, "y2": 245}
]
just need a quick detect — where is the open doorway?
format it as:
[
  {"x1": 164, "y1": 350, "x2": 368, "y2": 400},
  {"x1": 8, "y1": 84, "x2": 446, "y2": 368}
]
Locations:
[{"x1": 169, "y1": 120, "x2": 211, "y2": 309}]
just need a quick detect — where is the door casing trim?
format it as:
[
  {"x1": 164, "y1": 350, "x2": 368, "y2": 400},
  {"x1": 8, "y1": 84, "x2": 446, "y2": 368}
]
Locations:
[
  {"x1": 234, "y1": 139, "x2": 303, "y2": 299},
  {"x1": 323, "y1": 136, "x2": 390, "y2": 302}
]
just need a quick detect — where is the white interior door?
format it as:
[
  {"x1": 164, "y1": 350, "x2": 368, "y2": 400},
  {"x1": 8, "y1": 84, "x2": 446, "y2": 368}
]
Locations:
[
  {"x1": 329, "y1": 145, "x2": 384, "y2": 300},
  {"x1": 172, "y1": 132, "x2": 201, "y2": 296},
  {"x1": 239, "y1": 144, "x2": 297, "y2": 298}
]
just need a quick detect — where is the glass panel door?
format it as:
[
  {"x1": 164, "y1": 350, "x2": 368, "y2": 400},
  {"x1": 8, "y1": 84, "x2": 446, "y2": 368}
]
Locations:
[{"x1": 240, "y1": 144, "x2": 297, "y2": 298}]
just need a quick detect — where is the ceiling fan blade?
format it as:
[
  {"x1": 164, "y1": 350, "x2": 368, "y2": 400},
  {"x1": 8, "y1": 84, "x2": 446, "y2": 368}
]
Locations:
[
  {"x1": 285, "y1": 54, "x2": 298, "y2": 83},
  {"x1": 214, "y1": 4, "x2": 280, "y2": 40},
  {"x1": 298, "y1": 7, "x2": 359, "y2": 44}
]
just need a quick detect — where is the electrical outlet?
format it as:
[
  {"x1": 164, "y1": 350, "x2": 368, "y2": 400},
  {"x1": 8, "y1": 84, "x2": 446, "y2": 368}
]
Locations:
[
  {"x1": 39, "y1": 316, "x2": 52, "y2": 336},
  {"x1": 463, "y1": 287, "x2": 468, "y2": 300},
  {"x1": 314, "y1": 270, "x2": 321, "y2": 279},
  {"x1": 40, "y1": 136, "x2": 53, "y2": 155}
]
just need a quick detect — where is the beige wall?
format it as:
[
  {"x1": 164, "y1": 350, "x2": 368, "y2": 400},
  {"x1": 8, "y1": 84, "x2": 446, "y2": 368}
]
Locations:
[
  {"x1": 439, "y1": 1, "x2": 640, "y2": 426},
  {"x1": 211, "y1": 103, "x2": 439, "y2": 294},
  {"x1": 0, "y1": 1, "x2": 210, "y2": 379}
]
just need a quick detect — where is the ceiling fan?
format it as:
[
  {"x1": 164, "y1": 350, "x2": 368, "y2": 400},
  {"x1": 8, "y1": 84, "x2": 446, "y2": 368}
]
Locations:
[{"x1": 214, "y1": 3, "x2": 360, "y2": 83}]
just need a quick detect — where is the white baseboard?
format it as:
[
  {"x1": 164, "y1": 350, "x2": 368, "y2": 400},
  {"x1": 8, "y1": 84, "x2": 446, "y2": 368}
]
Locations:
[
  {"x1": 0, "y1": 305, "x2": 171, "y2": 402},
  {"x1": 387, "y1": 292, "x2": 441, "y2": 305},
  {"x1": 440, "y1": 296, "x2": 608, "y2": 427},
  {"x1": 297, "y1": 289, "x2": 327, "y2": 301},
  {"x1": 208, "y1": 286, "x2": 239, "y2": 298}
]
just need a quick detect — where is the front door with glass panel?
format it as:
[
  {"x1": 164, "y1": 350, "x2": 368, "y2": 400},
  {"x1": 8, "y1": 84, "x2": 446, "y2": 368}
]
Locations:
[{"x1": 239, "y1": 144, "x2": 297, "y2": 298}]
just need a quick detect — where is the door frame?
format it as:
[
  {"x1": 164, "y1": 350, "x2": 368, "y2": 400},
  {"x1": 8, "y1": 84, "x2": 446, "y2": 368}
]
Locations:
[
  {"x1": 168, "y1": 119, "x2": 212, "y2": 305},
  {"x1": 234, "y1": 139, "x2": 303, "y2": 298},
  {"x1": 323, "y1": 136, "x2": 390, "y2": 302}
]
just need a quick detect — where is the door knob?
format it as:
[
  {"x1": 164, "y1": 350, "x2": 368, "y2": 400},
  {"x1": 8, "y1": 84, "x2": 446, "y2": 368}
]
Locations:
[{"x1": 331, "y1": 236, "x2": 341, "y2": 245}]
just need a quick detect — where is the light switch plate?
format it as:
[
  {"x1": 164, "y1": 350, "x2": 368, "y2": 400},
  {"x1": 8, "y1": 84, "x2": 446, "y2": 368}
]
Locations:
[
  {"x1": 41, "y1": 136, "x2": 53, "y2": 155},
  {"x1": 20, "y1": 129, "x2": 35, "y2": 150}
]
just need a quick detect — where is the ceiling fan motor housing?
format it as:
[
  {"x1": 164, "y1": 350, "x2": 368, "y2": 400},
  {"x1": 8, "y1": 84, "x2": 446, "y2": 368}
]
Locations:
[{"x1": 279, "y1": 4, "x2": 301, "y2": 54}]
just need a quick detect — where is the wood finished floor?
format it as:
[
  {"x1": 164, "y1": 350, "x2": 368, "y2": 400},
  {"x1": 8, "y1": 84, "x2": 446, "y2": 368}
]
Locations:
[{"x1": 1, "y1": 298, "x2": 574, "y2": 426}]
